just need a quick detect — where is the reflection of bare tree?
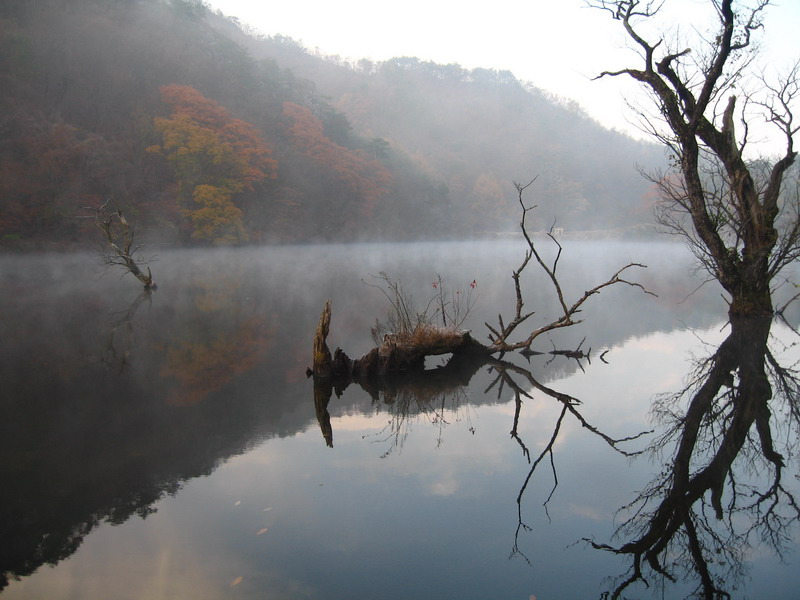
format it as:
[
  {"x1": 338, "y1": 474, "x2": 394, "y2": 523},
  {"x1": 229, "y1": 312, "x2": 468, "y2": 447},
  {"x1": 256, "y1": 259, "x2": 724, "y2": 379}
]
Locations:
[
  {"x1": 312, "y1": 316, "x2": 800, "y2": 597},
  {"x1": 485, "y1": 358, "x2": 650, "y2": 566},
  {"x1": 101, "y1": 290, "x2": 153, "y2": 372},
  {"x1": 586, "y1": 317, "x2": 800, "y2": 600},
  {"x1": 312, "y1": 350, "x2": 651, "y2": 557}
]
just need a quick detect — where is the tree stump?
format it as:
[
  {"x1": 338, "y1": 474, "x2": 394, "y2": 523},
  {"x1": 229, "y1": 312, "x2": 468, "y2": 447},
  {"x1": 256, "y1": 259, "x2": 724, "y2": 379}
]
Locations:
[{"x1": 312, "y1": 300, "x2": 333, "y2": 377}]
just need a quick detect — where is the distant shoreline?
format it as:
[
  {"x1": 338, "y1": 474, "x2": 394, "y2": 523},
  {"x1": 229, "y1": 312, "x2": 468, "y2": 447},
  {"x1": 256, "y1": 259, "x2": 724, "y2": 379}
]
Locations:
[{"x1": 483, "y1": 224, "x2": 661, "y2": 241}]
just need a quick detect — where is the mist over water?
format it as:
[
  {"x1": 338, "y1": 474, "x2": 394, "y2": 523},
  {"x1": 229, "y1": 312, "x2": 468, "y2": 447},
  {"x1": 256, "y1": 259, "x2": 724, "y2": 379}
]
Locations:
[{"x1": 2, "y1": 240, "x2": 799, "y2": 599}]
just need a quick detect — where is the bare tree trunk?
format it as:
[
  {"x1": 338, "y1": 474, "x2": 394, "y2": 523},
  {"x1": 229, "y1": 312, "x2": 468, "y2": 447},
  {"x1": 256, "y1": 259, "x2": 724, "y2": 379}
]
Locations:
[
  {"x1": 86, "y1": 201, "x2": 156, "y2": 291},
  {"x1": 589, "y1": 0, "x2": 799, "y2": 317}
]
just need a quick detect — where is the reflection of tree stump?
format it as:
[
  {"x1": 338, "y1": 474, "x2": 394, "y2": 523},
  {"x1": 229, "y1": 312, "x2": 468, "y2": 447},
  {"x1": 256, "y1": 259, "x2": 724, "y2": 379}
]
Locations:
[{"x1": 312, "y1": 376, "x2": 334, "y2": 447}]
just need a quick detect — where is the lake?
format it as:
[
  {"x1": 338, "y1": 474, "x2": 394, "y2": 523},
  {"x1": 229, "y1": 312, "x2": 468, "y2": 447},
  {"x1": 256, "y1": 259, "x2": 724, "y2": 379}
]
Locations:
[{"x1": 1, "y1": 240, "x2": 799, "y2": 599}]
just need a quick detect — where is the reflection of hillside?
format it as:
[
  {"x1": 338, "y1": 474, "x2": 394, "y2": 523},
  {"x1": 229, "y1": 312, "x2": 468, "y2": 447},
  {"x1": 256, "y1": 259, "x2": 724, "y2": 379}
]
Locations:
[
  {"x1": 158, "y1": 277, "x2": 275, "y2": 405},
  {"x1": 0, "y1": 268, "x2": 307, "y2": 590},
  {"x1": 0, "y1": 364, "x2": 304, "y2": 590}
]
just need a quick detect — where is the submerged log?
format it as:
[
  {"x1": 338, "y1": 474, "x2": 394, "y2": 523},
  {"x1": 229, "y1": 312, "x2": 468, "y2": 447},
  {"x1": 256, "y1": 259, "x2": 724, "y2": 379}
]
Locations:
[
  {"x1": 349, "y1": 329, "x2": 488, "y2": 380},
  {"x1": 309, "y1": 302, "x2": 489, "y2": 382}
]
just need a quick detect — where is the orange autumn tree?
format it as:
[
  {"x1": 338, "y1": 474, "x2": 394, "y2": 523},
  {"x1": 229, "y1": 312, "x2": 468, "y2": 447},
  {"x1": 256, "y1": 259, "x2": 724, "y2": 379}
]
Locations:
[
  {"x1": 148, "y1": 85, "x2": 277, "y2": 245},
  {"x1": 282, "y1": 102, "x2": 391, "y2": 221}
]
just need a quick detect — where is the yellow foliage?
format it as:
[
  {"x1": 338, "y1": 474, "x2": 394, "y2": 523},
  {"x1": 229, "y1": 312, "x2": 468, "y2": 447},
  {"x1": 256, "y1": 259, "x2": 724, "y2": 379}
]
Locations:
[
  {"x1": 153, "y1": 116, "x2": 245, "y2": 196},
  {"x1": 149, "y1": 85, "x2": 278, "y2": 245},
  {"x1": 187, "y1": 184, "x2": 247, "y2": 245}
]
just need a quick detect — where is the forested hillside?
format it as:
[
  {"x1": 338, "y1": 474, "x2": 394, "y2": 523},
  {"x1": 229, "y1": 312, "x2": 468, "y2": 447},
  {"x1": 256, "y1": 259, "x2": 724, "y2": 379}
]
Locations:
[
  {"x1": 239, "y1": 35, "x2": 668, "y2": 233},
  {"x1": 0, "y1": 0, "x2": 665, "y2": 249}
]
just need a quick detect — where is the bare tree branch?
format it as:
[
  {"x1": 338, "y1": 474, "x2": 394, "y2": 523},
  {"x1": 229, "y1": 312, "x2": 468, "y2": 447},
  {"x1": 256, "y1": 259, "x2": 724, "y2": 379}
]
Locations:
[
  {"x1": 84, "y1": 200, "x2": 157, "y2": 291},
  {"x1": 484, "y1": 181, "x2": 656, "y2": 355}
]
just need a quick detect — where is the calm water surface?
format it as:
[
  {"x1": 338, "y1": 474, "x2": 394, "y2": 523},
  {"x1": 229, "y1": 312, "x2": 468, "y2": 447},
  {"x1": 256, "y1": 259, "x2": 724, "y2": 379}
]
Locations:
[{"x1": 1, "y1": 241, "x2": 799, "y2": 599}]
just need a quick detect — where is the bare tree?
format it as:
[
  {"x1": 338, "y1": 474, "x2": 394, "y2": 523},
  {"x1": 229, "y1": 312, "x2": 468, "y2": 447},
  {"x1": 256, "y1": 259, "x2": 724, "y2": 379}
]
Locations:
[
  {"x1": 85, "y1": 201, "x2": 157, "y2": 291},
  {"x1": 588, "y1": 0, "x2": 799, "y2": 316}
]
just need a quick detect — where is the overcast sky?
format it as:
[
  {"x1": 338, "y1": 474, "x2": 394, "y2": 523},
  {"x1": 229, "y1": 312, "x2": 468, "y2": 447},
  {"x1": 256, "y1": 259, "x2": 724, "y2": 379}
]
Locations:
[{"x1": 205, "y1": 0, "x2": 798, "y2": 154}]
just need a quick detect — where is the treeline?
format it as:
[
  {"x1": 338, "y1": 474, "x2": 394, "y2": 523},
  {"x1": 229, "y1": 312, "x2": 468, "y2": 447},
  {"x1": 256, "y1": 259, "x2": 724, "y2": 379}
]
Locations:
[
  {"x1": 245, "y1": 41, "x2": 668, "y2": 234},
  {"x1": 0, "y1": 0, "x2": 664, "y2": 249}
]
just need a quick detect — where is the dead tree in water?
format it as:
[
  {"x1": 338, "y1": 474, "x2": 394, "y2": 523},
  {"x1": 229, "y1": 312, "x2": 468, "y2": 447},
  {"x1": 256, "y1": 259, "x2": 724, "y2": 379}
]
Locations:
[
  {"x1": 310, "y1": 179, "x2": 654, "y2": 380},
  {"x1": 85, "y1": 201, "x2": 157, "y2": 291},
  {"x1": 587, "y1": 0, "x2": 799, "y2": 316}
]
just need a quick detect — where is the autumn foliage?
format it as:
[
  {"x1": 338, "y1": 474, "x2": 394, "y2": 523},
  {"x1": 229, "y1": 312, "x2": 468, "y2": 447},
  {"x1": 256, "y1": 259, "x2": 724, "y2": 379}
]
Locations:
[
  {"x1": 149, "y1": 85, "x2": 277, "y2": 245},
  {"x1": 157, "y1": 275, "x2": 275, "y2": 405},
  {"x1": 282, "y1": 102, "x2": 391, "y2": 221}
]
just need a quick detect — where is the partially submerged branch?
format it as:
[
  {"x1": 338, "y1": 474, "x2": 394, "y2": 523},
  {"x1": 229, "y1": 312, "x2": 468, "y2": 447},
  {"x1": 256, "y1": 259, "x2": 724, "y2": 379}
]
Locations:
[
  {"x1": 85, "y1": 201, "x2": 157, "y2": 291},
  {"x1": 309, "y1": 180, "x2": 655, "y2": 378},
  {"x1": 485, "y1": 180, "x2": 655, "y2": 355}
]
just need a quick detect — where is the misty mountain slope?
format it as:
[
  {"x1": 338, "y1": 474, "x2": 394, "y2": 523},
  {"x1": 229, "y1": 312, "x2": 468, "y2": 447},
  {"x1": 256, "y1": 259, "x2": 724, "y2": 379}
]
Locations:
[
  {"x1": 0, "y1": 0, "x2": 665, "y2": 249},
  {"x1": 238, "y1": 35, "x2": 668, "y2": 233},
  {"x1": 0, "y1": 0, "x2": 447, "y2": 244}
]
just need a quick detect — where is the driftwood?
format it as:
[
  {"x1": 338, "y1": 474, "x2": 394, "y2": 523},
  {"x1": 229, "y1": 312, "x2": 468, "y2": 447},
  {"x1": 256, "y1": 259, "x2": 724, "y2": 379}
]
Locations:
[{"x1": 311, "y1": 341, "x2": 490, "y2": 448}]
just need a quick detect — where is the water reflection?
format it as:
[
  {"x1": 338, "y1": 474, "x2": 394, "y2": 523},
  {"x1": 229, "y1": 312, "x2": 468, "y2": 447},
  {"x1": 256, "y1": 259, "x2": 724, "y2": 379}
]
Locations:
[
  {"x1": 313, "y1": 351, "x2": 486, "y2": 450},
  {"x1": 2, "y1": 243, "x2": 797, "y2": 598},
  {"x1": 313, "y1": 316, "x2": 800, "y2": 599},
  {"x1": 0, "y1": 265, "x2": 307, "y2": 592},
  {"x1": 590, "y1": 316, "x2": 800, "y2": 599},
  {"x1": 485, "y1": 357, "x2": 650, "y2": 568},
  {"x1": 101, "y1": 290, "x2": 153, "y2": 372}
]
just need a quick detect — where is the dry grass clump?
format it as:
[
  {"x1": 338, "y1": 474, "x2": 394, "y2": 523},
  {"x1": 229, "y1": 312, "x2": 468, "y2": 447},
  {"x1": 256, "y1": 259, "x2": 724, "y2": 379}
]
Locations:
[
  {"x1": 366, "y1": 272, "x2": 476, "y2": 348},
  {"x1": 393, "y1": 323, "x2": 463, "y2": 350}
]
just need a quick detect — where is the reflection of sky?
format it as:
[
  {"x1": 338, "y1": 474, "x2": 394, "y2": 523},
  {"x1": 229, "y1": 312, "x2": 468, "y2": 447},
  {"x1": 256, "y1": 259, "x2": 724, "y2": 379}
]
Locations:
[{"x1": 7, "y1": 321, "x2": 800, "y2": 599}]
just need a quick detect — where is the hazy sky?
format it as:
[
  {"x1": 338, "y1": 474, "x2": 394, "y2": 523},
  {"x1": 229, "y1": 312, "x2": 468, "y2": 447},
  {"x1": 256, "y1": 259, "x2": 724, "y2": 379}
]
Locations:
[{"x1": 206, "y1": 0, "x2": 798, "y2": 153}]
